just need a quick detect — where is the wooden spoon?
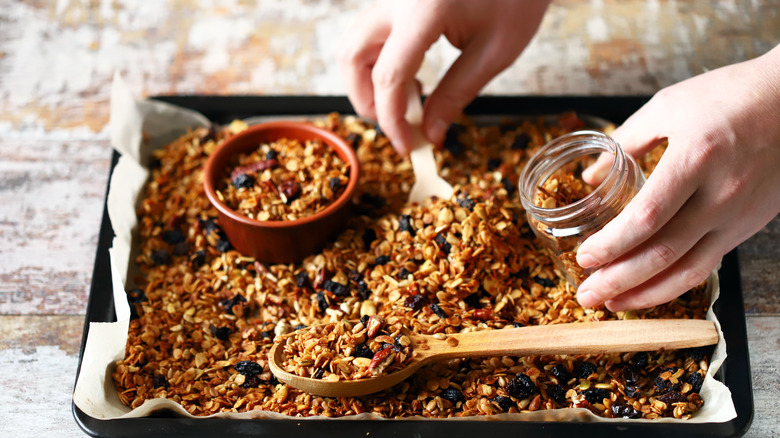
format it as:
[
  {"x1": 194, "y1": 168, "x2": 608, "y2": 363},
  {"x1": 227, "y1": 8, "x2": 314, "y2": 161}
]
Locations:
[{"x1": 268, "y1": 318, "x2": 718, "y2": 398}]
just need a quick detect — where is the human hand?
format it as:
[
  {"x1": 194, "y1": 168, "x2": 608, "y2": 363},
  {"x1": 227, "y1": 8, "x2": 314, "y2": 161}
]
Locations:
[
  {"x1": 337, "y1": 0, "x2": 549, "y2": 155},
  {"x1": 576, "y1": 45, "x2": 780, "y2": 311}
]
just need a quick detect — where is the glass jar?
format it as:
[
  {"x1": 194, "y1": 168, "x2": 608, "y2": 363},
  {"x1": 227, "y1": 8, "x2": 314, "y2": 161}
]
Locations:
[{"x1": 519, "y1": 130, "x2": 645, "y2": 287}]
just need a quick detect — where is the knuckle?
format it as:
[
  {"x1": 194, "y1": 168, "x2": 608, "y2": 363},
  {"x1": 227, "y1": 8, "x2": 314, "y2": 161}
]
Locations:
[
  {"x1": 648, "y1": 241, "x2": 677, "y2": 268},
  {"x1": 371, "y1": 64, "x2": 402, "y2": 89},
  {"x1": 678, "y1": 264, "x2": 711, "y2": 291},
  {"x1": 633, "y1": 199, "x2": 664, "y2": 235}
]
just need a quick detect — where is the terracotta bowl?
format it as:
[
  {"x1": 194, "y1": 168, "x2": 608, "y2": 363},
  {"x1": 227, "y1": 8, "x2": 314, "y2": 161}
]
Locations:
[{"x1": 203, "y1": 121, "x2": 359, "y2": 264}]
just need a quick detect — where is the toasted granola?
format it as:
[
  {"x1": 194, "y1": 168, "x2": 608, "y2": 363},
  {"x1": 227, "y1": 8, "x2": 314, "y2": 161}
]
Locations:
[
  {"x1": 114, "y1": 113, "x2": 711, "y2": 420},
  {"x1": 217, "y1": 137, "x2": 350, "y2": 221}
]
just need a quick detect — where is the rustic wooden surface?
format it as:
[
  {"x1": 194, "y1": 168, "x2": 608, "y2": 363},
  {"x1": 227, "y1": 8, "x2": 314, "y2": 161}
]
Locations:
[{"x1": 0, "y1": 0, "x2": 777, "y2": 436}]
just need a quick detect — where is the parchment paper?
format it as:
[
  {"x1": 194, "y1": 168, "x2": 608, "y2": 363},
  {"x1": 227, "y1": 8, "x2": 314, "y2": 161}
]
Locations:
[{"x1": 73, "y1": 73, "x2": 737, "y2": 423}]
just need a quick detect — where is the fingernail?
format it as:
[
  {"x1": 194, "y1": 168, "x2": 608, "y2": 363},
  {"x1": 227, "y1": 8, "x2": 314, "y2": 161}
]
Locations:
[
  {"x1": 577, "y1": 290, "x2": 601, "y2": 308},
  {"x1": 427, "y1": 119, "x2": 448, "y2": 145},
  {"x1": 577, "y1": 253, "x2": 599, "y2": 269}
]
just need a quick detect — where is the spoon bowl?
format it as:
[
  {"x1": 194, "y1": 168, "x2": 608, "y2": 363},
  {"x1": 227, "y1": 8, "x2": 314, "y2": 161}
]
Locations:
[{"x1": 269, "y1": 319, "x2": 718, "y2": 398}]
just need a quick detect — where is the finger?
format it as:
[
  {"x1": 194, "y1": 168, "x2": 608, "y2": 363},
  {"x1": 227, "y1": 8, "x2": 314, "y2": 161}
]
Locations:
[
  {"x1": 601, "y1": 232, "x2": 725, "y2": 311},
  {"x1": 422, "y1": 37, "x2": 522, "y2": 146},
  {"x1": 576, "y1": 191, "x2": 711, "y2": 307},
  {"x1": 336, "y1": 1, "x2": 393, "y2": 120},
  {"x1": 582, "y1": 97, "x2": 667, "y2": 185},
  {"x1": 371, "y1": 3, "x2": 446, "y2": 154},
  {"x1": 576, "y1": 143, "x2": 701, "y2": 269}
]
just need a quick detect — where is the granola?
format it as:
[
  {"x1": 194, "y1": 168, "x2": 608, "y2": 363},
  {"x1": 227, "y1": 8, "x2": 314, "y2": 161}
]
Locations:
[
  {"x1": 217, "y1": 137, "x2": 350, "y2": 221},
  {"x1": 114, "y1": 113, "x2": 711, "y2": 420}
]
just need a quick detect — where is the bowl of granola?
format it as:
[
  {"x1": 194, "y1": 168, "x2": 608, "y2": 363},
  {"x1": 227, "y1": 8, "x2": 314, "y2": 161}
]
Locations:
[{"x1": 203, "y1": 121, "x2": 359, "y2": 263}]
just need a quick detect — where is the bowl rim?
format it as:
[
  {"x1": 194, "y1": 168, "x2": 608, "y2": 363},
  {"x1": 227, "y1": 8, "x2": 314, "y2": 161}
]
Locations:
[{"x1": 203, "y1": 120, "x2": 360, "y2": 229}]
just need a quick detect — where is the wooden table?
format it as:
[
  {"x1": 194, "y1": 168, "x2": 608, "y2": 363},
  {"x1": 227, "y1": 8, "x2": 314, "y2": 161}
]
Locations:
[{"x1": 1, "y1": 1, "x2": 777, "y2": 436}]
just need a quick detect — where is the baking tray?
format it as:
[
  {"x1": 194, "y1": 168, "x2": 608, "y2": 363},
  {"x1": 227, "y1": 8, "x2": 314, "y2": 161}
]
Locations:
[{"x1": 73, "y1": 96, "x2": 753, "y2": 437}]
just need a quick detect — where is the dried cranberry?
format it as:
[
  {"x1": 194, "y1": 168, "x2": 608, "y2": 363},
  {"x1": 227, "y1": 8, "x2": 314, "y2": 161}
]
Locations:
[
  {"x1": 491, "y1": 395, "x2": 515, "y2": 412},
  {"x1": 533, "y1": 276, "x2": 555, "y2": 288},
  {"x1": 219, "y1": 294, "x2": 247, "y2": 315},
  {"x1": 506, "y1": 373, "x2": 537, "y2": 399},
  {"x1": 209, "y1": 325, "x2": 232, "y2": 341},
  {"x1": 355, "y1": 343, "x2": 374, "y2": 359},
  {"x1": 546, "y1": 384, "x2": 566, "y2": 404},
  {"x1": 511, "y1": 133, "x2": 531, "y2": 150},
  {"x1": 439, "y1": 388, "x2": 465, "y2": 404},
  {"x1": 622, "y1": 364, "x2": 641, "y2": 384},
  {"x1": 362, "y1": 228, "x2": 378, "y2": 250},
  {"x1": 658, "y1": 391, "x2": 687, "y2": 404},
  {"x1": 582, "y1": 388, "x2": 611, "y2": 404},
  {"x1": 434, "y1": 234, "x2": 451, "y2": 255},
  {"x1": 231, "y1": 173, "x2": 255, "y2": 190},
  {"x1": 278, "y1": 180, "x2": 301, "y2": 203},
  {"x1": 162, "y1": 229, "x2": 185, "y2": 244},
  {"x1": 234, "y1": 361, "x2": 263, "y2": 376},
  {"x1": 577, "y1": 362, "x2": 597, "y2": 379},
  {"x1": 611, "y1": 402, "x2": 641, "y2": 418},
  {"x1": 550, "y1": 363, "x2": 572, "y2": 383},
  {"x1": 688, "y1": 371, "x2": 704, "y2": 393},
  {"x1": 487, "y1": 157, "x2": 502, "y2": 171},
  {"x1": 295, "y1": 271, "x2": 310, "y2": 288},
  {"x1": 429, "y1": 303, "x2": 448, "y2": 319},
  {"x1": 153, "y1": 374, "x2": 169, "y2": 389},
  {"x1": 150, "y1": 249, "x2": 171, "y2": 265},
  {"x1": 473, "y1": 308, "x2": 493, "y2": 321},
  {"x1": 324, "y1": 279, "x2": 349, "y2": 297},
  {"x1": 404, "y1": 294, "x2": 427, "y2": 311},
  {"x1": 398, "y1": 214, "x2": 415, "y2": 236}
]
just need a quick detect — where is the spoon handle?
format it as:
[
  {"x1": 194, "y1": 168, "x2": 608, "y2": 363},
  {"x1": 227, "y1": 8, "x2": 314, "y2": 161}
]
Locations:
[{"x1": 424, "y1": 319, "x2": 718, "y2": 360}]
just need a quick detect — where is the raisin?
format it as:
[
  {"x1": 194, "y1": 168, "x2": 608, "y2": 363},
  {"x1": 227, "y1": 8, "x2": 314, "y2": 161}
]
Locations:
[
  {"x1": 315, "y1": 291, "x2": 328, "y2": 313},
  {"x1": 374, "y1": 255, "x2": 391, "y2": 265},
  {"x1": 172, "y1": 241, "x2": 189, "y2": 256},
  {"x1": 357, "y1": 280, "x2": 371, "y2": 300},
  {"x1": 397, "y1": 266, "x2": 411, "y2": 280},
  {"x1": 200, "y1": 124, "x2": 218, "y2": 143},
  {"x1": 362, "y1": 228, "x2": 378, "y2": 250},
  {"x1": 189, "y1": 249, "x2": 206, "y2": 269},
  {"x1": 360, "y1": 193, "x2": 384, "y2": 210},
  {"x1": 219, "y1": 294, "x2": 247, "y2": 315},
  {"x1": 348, "y1": 269, "x2": 363, "y2": 283},
  {"x1": 346, "y1": 132, "x2": 361, "y2": 149},
  {"x1": 216, "y1": 237, "x2": 232, "y2": 252},
  {"x1": 624, "y1": 385, "x2": 641, "y2": 398},
  {"x1": 685, "y1": 346, "x2": 708, "y2": 361},
  {"x1": 658, "y1": 391, "x2": 687, "y2": 404},
  {"x1": 352, "y1": 343, "x2": 373, "y2": 359},
  {"x1": 153, "y1": 374, "x2": 169, "y2": 389},
  {"x1": 457, "y1": 194, "x2": 475, "y2": 211},
  {"x1": 632, "y1": 351, "x2": 649, "y2": 368},
  {"x1": 429, "y1": 303, "x2": 448, "y2": 319},
  {"x1": 687, "y1": 371, "x2": 704, "y2": 393},
  {"x1": 577, "y1": 362, "x2": 597, "y2": 379},
  {"x1": 293, "y1": 324, "x2": 307, "y2": 331},
  {"x1": 199, "y1": 218, "x2": 220, "y2": 234},
  {"x1": 261, "y1": 330, "x2": 274, "y2": 339},
  {"x1": 265, "y1": 149, "x2": 279, "y2": 160},
  {"x1": 463, "y1": 293, "x2": 482, "y2": 309},
  {"x1": 512, "y1": 322, "x2": 525, "y2": 328},
  {"x1": 550, "y1": 363, "x2": 572, "y2": 383},
  {"x1": 329, "y1": 177, "x2": 342, "y2": 192},
  {"x1": 162, "y1": 229, "x2": 185, "y2": 244},
  {"x1": 150, "y1": 249, "x2": 171, "y2": 265},
  {"x1": 295, "y1": 271, "x2": 310, "y2": 288},
  {"x1": 234, "y1": 361, "x2": 263, "y2": 376},
  {"x1": 487, "y1": 157, "x2": 502, "y2": 171},
  {"x1": 324, "y1": 279, "x2": 349, "y2": 297},
  {"x1": 231, "y1": 173, "x2": 256, "y2": 190},
  {"x1": 127, "y1": 288, "x2": 146, "y2": 303},
  {"x1": 582, "y1": 388, "x2": 611, "y2": 404},
  {"x1": 654, "y1": 367, "x2": 681, "y2": 393},
  {"x1": 359, "y1": 315, "x2": 370, "y2": 326},
  {"x1": 546, "y1": 384, "x2": 566, "y2": 404},
  {"x1": 443, "y1": 124, "x2": 466, "y2": 155},
  {"x1": 491, "y1": 396, "x2": 514, "y2": 412},
  {"x1": 511, "y1": 133, "x2": 531, "y2": 150},
  {"x1": 533, "y1": 276, "x2": 555, "y2": 288},
  {"x1": 622, "y1": 364, "x2": 641, "y2": 384},
  {"x1": 278, "y1": 180, "x2": 301, "y2": 203},
  {"x1": 506, "y1": 373, "x2": 537, "y2": 399},
  {"x1": 404, "y1": 294, "x2": 427, "y2": 311},
  {"x1": 240, "y1": 375, "x2": 261, "y2": 389},
  {"x1": 501, "y1": 177, "x2": 514, "y2": 194},
  {"x1": 611, "y1": 402, "x2": 641, "y2": 418},
  {"x1": 434, "y1": 234, "x2": 451, "y2": 255},
  {"x1": 312, "y1": 368, "x2": 325, "y2": 380},
  {"x1": 398, "y1": 214, "x2": 415, "y2": 236},
  {"x1": 209, "y1": 324, "x2": 232, "y2": 341},
  {"x1": 439, "y1": 388, "x2": 465, "y2": 404}
]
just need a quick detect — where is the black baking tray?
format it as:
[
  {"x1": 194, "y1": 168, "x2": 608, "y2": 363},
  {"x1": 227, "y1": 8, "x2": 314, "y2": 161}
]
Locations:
[{"x1": 73, "y1": 96, "x2": 753, "y2": 437}]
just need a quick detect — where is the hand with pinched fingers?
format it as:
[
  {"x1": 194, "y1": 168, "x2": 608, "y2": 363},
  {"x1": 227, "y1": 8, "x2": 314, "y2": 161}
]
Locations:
[{"x1": 576, "y1": 44, "x2": 780, "y2": 311}]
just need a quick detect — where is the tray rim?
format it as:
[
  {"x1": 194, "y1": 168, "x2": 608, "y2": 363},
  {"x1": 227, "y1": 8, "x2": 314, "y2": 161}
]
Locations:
[{"x1": 73, "y1": 95, "x2": 754, "y2": 438}]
